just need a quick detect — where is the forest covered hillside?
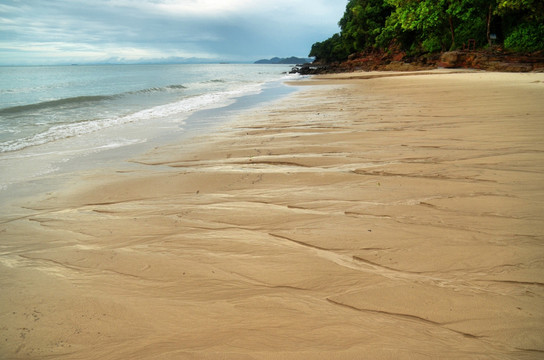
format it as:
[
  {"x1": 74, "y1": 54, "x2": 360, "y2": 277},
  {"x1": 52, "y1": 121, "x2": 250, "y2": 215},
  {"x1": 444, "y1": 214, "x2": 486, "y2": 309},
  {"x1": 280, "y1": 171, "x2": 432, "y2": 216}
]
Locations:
[{"x1": 309, "y1": 0, "x2": 544, "y2": 63}]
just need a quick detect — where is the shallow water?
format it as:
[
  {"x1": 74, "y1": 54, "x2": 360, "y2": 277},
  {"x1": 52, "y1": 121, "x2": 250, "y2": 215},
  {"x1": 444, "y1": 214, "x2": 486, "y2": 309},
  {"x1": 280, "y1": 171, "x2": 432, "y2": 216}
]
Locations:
[{"x1": 0, "y1": 63, "x2": 303, "y2": 203}]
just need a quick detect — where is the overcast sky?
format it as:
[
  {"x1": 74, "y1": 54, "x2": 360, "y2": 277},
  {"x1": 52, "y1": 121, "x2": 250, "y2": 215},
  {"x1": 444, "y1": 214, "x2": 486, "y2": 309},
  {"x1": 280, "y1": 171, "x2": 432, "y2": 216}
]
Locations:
[{"x1": 0, "y1": 0, "x2": 346, "y2": 65}]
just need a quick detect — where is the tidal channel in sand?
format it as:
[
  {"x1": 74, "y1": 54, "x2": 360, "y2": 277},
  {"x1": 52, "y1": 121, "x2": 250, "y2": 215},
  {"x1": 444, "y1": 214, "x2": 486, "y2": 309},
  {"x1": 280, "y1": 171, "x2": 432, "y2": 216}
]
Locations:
[{"x1": 1, "y1": 70, "x2": 543, "y2": 359}]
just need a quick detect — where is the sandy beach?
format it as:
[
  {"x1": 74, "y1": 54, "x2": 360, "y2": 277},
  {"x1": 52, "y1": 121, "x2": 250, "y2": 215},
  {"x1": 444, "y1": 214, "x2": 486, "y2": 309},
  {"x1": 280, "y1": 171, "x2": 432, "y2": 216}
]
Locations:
[{"x1": 1, "y1": 70, "x2": 543, "y2": 359}]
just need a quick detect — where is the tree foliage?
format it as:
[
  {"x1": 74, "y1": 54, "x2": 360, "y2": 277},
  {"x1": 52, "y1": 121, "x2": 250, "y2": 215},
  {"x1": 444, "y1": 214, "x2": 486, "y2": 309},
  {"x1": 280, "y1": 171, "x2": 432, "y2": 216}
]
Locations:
[
  {"x1": 309, "y1": 0, "x2": 543, "y2": 62},
  {"x1": 339, "y1": 0, "x2": 393, "y2": 53},
  {"x1": 309, "y1": 34, "x2": 349, "y2": 62},
  {"x1": 504, "y1": 22, "x2": 544, "y2": 52}
]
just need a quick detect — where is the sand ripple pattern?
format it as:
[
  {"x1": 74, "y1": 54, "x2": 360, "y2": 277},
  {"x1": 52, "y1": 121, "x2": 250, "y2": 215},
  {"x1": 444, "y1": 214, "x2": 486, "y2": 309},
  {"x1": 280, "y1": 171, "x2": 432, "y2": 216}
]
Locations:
[{"x1": 1, "y1": 71, "x2": 543, "y2": 359}]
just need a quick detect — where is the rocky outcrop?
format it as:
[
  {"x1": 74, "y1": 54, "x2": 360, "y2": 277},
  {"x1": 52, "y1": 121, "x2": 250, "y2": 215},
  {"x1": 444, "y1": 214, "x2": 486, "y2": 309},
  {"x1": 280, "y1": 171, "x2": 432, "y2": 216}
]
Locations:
[
  {"x1": 439, "y1": 51, "x2": 543, "y2": 72},
  {"x1": 289, "y1": 63, "x2": 330, "y2": 74},
  {"x1": 291, "y1": 50, "x2": 544, "y2": 74},
  {"x1": 438, "y1": 51, "x2": 460, "y2": 68}
]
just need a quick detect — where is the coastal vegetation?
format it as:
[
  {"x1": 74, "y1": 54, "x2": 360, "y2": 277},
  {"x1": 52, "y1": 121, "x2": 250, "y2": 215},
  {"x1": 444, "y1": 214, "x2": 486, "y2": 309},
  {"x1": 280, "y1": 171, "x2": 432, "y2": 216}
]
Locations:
[{"x1": 309, "y1": 0, "x2": 544, "y2": 62}]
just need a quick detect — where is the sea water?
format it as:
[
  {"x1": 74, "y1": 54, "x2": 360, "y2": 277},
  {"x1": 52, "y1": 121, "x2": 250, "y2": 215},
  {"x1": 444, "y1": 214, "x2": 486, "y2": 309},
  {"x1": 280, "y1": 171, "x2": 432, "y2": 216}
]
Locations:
[{"x1": 0, "y1": 64, "x2": 301, "y2": 198}]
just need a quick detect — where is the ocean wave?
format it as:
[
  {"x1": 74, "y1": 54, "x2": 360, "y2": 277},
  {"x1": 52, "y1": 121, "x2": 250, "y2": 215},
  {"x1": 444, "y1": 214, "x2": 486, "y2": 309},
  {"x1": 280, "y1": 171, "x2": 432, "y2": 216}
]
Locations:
[
  {"x1": 0, "y1": 95, "x2": 112, "y2": 116},
  {"x1": 281, "y1": 72, "x2": 309, "y2": 81},
  {"x1": 0, "y1": 84, "x2": 187, "y2": 116},
  {"x1": 0, "y1": 83, "x2": 262, "y2": 153},
  {"x1": 126, "y1": 84, "x2": 187, "y2": 95}
]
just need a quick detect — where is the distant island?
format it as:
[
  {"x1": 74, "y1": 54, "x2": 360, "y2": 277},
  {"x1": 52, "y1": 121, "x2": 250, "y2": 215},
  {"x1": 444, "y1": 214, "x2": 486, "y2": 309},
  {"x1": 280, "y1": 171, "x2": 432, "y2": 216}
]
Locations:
[{"x1": 254, "y1": 56, "x2": 313, "y2": 64}]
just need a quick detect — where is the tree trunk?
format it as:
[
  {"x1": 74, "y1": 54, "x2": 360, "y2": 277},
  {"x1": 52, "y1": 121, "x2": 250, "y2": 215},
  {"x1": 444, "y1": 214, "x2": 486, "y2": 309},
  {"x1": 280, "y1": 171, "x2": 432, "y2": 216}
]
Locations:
[
  {"x1": 449, "y1": 15, "x2": 455, "y2": 50},
  {"x1": 486, "y1": 4, "x2": 492, "y2": 46}
]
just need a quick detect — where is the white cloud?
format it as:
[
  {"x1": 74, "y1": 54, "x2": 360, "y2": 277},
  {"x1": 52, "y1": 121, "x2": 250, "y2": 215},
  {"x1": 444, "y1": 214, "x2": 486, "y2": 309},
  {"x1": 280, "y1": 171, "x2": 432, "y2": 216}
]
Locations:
[
  {"x1": 0, "y1": 0, "x2": 346, "y2": 64},
  {"x1": 154, "y1": 0, "x2": 255, "y2": 15},
  {"x1": 1, "y1": 40, "x2": 215, "y2": 64}
]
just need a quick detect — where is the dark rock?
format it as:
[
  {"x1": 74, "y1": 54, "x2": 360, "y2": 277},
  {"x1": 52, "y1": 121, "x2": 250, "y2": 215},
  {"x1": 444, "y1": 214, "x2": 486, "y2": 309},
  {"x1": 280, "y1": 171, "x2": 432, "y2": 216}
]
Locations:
[
  {"x1": 439, "y1": 51, "x2": 462, "y2": 68},
  {"x1": 291, "y1": 49, "x2": 543, "y2": 74},
  {"x1": 290, "y1": 63, "x2": 330, "y2": 74}
]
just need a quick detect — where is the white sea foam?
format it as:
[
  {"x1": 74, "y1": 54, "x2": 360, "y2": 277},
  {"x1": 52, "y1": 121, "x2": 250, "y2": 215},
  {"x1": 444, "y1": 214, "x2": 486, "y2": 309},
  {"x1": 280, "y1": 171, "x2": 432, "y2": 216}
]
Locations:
[
  {"x1": 0, "y1": 64, "x2": 294, "y2": 203},
  {"x1": 0, "y1": 83, "x2": 263, "y2": 153},
  {"x1": 281, "y1": 72, "x2": 309, "y2": 81}
]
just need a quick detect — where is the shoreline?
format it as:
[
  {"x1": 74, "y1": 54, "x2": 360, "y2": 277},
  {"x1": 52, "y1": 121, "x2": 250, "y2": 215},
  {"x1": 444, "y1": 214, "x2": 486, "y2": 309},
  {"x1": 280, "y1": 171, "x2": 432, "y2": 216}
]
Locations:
[
  {"x1": 0, "y1": 78, "x2": 299, "y2": 220},
  {"x1": 1, "y1": 70, "x2": 543, "y2": 359},
  {"x1": 293, "y1": 49, "x2": 544, "y2": 74}
]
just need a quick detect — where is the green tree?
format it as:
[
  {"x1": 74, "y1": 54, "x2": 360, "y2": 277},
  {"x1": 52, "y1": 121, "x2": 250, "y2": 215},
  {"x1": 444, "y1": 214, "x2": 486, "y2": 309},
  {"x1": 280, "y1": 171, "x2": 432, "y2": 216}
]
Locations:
[
  {"x1": 309, "y1": 33, "x2": 349, "y2": 62},
  {"x1": 449, "y1": 0, "x2": 492, "y2": 49},
  {"x1": 338, "y1": 0, "x2": 393, "y2": 53},
  {"x1": 503, "y1": 22, "x2": 544, "y2": 52},
  {"x1": 386, "y1": 0, "x2": 472, "y2": 52},
  {"x1": 496, "y1": 0, "x2": 544, "y2": 51},
  {"x1": 308, "y1": 0, "x2": 542, "y2": 63},
  {"x1": 386, "y1": 0, "x2": 501, "y2": 52},
  {"x1": 496, "y1": 0, "x2": 543, "y2": 15}
]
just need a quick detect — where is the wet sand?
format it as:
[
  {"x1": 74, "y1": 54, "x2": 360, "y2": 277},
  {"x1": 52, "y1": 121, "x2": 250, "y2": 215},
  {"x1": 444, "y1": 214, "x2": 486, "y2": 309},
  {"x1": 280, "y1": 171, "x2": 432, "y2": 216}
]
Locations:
[{"x1": 1, "y1": 70, "x2": 543, "y2": 359}]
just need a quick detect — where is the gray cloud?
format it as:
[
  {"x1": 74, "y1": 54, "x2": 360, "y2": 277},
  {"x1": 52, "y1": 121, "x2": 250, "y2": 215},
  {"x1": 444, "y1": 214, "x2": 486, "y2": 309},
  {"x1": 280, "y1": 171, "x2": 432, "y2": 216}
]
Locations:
[{"x1": 0, "y1": 0, "x2": 345, "y2": 64}]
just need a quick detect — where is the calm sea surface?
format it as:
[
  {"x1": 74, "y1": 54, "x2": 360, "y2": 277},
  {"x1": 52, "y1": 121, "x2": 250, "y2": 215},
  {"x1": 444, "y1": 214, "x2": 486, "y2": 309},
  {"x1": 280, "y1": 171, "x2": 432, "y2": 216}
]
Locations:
[{"x1": 0, "y1": 64, "x2": 300, "y2": 195}]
